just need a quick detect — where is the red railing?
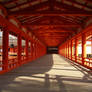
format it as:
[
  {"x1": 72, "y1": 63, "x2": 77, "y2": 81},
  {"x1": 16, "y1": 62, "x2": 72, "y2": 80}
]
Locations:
[
  {"x1": 76, "y1": 56, "x2": 82, "y2": 64},
  {"x1": 70, "y1": 56, "x2": 92, "y2": 69},
  {"x1": 72, "y1": 55, "x2": 75, "y2": 61},
  {"x1": 84, "y1": 58, "x2": 92, "y2": 68},
  {"x1": 8, "y1": 58, "x2": 18, "y2": 69}
]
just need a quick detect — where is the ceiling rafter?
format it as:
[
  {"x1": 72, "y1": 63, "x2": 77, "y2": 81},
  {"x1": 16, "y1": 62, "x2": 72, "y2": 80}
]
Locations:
[
  {"x1": 61, "y1": 0, "x2": 92, "y2": 10},
  {"x1": 22, "y1": 16, "x2": 43, "y2": 24},
  {"x1": 8, "y1": 0, "x2": 48, "y2": 10},
  {"x1": 21, "y1": 16, "x2": 43, "y2": 23},
  {"x1": 55, "y1": 1, "x2": 89, "y2": 12},
  {"x1": 59, "y1": 16, "x2": 84, "y2": 24}
]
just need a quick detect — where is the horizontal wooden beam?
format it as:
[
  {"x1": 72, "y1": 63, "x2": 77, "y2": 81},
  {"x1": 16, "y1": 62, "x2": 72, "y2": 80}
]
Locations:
[
  {"x1": 33, "y1": 30, "x2": 75, "y2": 33},
  {"x1": 9, "y1": 10, "x2": 92, "y2": 16},
  {"x1": 24, "y1": 24, "x2": 80, "y2": 27}
]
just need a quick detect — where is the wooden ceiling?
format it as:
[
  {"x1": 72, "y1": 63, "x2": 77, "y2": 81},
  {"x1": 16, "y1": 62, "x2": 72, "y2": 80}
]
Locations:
[{"x1": 0, "y1": 0, "x2": 92, "y2": 47}]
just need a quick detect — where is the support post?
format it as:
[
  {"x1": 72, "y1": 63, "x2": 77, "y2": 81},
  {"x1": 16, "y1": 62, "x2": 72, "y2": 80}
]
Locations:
[
  {"x1": 31, "y1": 41, "x2": 33, "y2": 61},
  {"x1": 32, "y1": 42, "x2": 34, "y2": 60},
  {"x1": 26, "y1": 39, "x2": 28, "y2": 61},
  {"x1": 82, "y1": 34, "x2": 86, "y2": 65},
  {"x1": 71, "y1": 40, "x2": 73, "y2": 60},
  {"x1": 66, "y1": 44, "x2": 68, "y2": 58},
  {"x1": 65, "y1": 45, "x2": 67, "y2": 57},
  {"x1": 68, "y1": 42, "x2": 69, "y2": 58},
  {"x1": 75, "y1": 39, "x2": 78, "y2": 62},
  {"x1": 2, "y1": 28, "x2": 9, "y2": 70},
  {"x1": 91, "y1": 39, "x2": 92, "y2": 55}
]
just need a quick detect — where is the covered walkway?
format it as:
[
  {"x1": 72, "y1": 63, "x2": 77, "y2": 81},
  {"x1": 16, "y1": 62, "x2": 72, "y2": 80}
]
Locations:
[{"x1": 0, "y1": 54, "x2": 92, "y2": 92}]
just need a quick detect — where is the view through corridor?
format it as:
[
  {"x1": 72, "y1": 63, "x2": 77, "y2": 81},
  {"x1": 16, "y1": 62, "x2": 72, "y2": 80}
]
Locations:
[{"x1": 0, "y1": 54, "x2": 92, "y2": 92}]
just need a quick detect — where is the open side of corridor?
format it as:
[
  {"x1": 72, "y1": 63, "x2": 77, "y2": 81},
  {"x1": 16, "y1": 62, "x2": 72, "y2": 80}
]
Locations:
[{"x1": 0, "y1": 54, "x2": 92, "y2": 92}]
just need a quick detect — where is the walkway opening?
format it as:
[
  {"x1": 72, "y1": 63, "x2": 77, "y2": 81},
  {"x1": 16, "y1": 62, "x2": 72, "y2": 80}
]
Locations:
[{"x1": 47, "y1": 47, "x2": 58, "y2": 54}]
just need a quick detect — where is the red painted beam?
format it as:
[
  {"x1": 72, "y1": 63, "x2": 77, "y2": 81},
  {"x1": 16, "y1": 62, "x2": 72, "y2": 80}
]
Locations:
[
  {"x1": 24, "y1": 24, "x2": 80, "y2": 27},
  {"x1": 22, "y1": 16, "x2": 81, "y2": 25},
  {"x1": 9, "y1": 10, "x2": 92, "y2": 16}
]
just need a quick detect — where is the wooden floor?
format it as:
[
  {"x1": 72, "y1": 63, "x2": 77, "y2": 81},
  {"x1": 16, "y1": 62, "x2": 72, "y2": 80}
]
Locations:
[{"x1": 0, "y1": 54, "x2": 92, "y2": 92}]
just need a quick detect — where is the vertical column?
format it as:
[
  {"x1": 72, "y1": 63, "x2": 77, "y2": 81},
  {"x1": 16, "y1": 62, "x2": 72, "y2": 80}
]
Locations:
[
  {"x1": 35, "y1": 42, "x2": 37, "y2": 59},
  {"x1": 75, "y1": 39, "x2": 78, "y2": 62},
  {"x1": 71, "y1": 40, "x2": 73, "y2": 60},
  {"x1": 31, "y1": 41, "x2": 33, "y2": 61},
  {"x1": 64, "y1": 45, "x2": 65, "y2": 56},
  {"x1": 26, "y1": 39, "x2": 28, "y2": 61},
  {"x1": 68, "y1": 42, "x2": 69, "y2": 58},
  {"x1": 2, "y1": 28, "x2": 9, "y2": 70},
  {"x1": 33, "y1": 42, "x2": 35, "y2": 60},
  {"x1": 32, "y1": 42, "x2": 35, "y2": 60},
  {"x1": 36, "y1": 42, "x2": 38, "y2": 58},
  {"x1": 91, "y1": 39, "x2": 92, "y2": 56},
  {"x1": 82, "y1": 33, "x2": 86, "y2": 65},
  {"x1": 65, "y1": 44, "x2": 67, "y2": 57},
  {"x1": 18, "y1": 34, "x2": 22, "y2": 65},
  {"x1": 66, "y1": 44, "x2": 67, "y2": 58}
]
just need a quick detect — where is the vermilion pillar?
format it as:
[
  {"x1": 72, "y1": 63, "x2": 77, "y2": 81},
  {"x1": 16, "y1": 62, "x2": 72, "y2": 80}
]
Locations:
[
  {"x1": 91, "y1": 38, "x2": 92, "y2": 56},
  {"x1": 36, "y1": 42, "x2": 38, "y2": 58},
  {"x1": 2, "y1": 28, "x2": 9, "y2": 70},
  {"x1": 26, "y1": 39, "x2": 28, "y2": 60},
  {"x1": 82, "y1": 34, "x2": 86, "y2": 65},
  {"x1": 71, "y1": 40, "x2": 73, "y2": 60},
  {"x1": 31, "y1": 42, "x2": 34, "y2": 60},
  {"x1": 66, "y1": 44, "x2": 68, "y2": 58},
  {"x1": 68, "y1": 42, "x2": 69, "y2": 58},
  {"x1": 18, "y1": 34, "x2": 22, "y2": 65},
  {"x1": 35, "y1": 42, "x2": 37, "y2": 59},
  {"x1": 65, "y1": 45, "x2": 67, "y2": 57},
  {"x1": 33, "y1": 42, "x2": 35, "y2": 60},
  {"x1": 75, "y1": 39, "x2": 78, "y2": 62}
]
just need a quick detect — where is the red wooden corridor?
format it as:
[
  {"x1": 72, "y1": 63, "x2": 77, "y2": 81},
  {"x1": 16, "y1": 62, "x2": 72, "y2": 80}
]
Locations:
[{"x1": 0, "y1": 0, "x2": 92, "y2": 92}]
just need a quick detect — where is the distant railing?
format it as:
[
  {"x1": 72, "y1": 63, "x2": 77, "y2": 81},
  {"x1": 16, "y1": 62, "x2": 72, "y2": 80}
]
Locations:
[
  {"x1": 76, "y1": 56, "x2": 82, "y2": 64},
  {"x1": 8, "y1": 58, "x2": 18, "y2": 69},
  {"x1": 84, "y1": 58, "x2": 92, "y2": 68},
  {"x1": 0, "y1": 58, "x2": 19, "y2": 72},
  {"x1": 72, "y1": 55, "x2": 75, "y2": 61}
]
